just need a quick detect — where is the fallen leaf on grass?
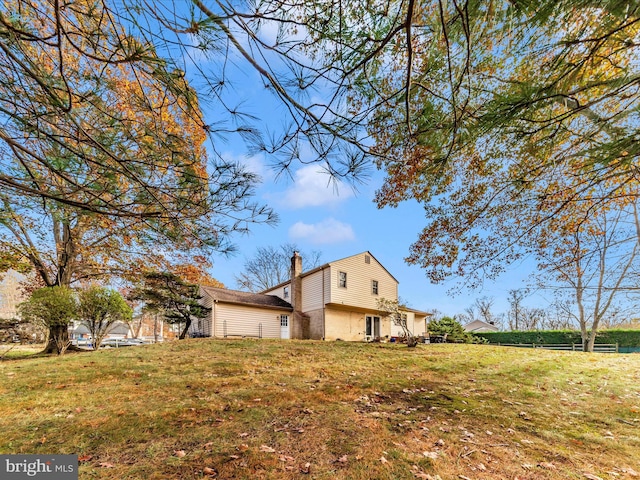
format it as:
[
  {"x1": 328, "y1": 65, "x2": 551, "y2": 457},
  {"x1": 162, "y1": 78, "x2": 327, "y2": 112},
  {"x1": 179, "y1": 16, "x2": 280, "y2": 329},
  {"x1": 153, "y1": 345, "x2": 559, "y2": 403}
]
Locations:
[
  {"x1": 411, "y1": 466, "x2": 442, "y2": 479},
  {"x1": 260, "y1": 445, "x2": 276, "y2": 453},
  {"x1": 622, "y1": 467, "x2": 639, "y2": 477},
  {"x1": 78, "y1": 455, "x2": 93, "y2": 462},
  {"x1": 583, "y1": 474, "x2": 603, "y2": 480},
  {"x1": 380, "y1": 456, "x2": 389, "y2": 464},
  {"x1": 203, "y1": 466, "x2": 217, "y2": 476},
  {"x1": 300, "y1": 462, "x2": 311, "y2": 474},
  {"x1": 423, "y1": 451, "x2": 438, "y2": 460},
  {"x1": 203, "y1": 442, "x2": 214, "y2": 450},
  {"x1": 336, "y1": 455, "x2": 348, "y2": 463},
  {"x1": 279, "y1": 455, "x2": 295, "y2": 463},
  {"x1": 237, "y1": 444, "x2": 249, "y2": 452},
  {"x1": 538, "y1": 462, "x2": 556, "y2": 470},
  {"x1": 174, "y1": 450, "x2": 186, "y2": 458},
  {"x1": 99, "y1": 462, "x2": 114, "y2": 468}
]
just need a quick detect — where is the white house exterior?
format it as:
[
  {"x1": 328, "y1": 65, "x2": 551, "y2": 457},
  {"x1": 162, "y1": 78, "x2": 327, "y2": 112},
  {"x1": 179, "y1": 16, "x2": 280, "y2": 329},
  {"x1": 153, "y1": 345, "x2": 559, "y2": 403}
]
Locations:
[{"x1": 190, "y1": 251, "x2": 429, "y2": 342}]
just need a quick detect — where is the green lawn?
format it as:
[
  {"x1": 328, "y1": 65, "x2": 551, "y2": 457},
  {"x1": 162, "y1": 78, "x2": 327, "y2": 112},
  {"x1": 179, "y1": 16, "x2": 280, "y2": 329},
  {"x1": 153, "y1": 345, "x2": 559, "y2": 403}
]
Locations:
[{"x1": 0, "y1": 340, "x2": 638, "y2": 479}]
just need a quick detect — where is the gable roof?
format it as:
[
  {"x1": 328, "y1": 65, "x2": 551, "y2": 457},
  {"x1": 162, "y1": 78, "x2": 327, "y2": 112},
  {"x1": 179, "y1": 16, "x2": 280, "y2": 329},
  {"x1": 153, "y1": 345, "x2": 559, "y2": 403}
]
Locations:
[
  {"x1": 201, "y1": 286, "x2": 293, "y2": 311},
  {"x1": 402, "y1": 306, "x2": 432, "y2": 317},
  {"x1": 261, "y1": 250, "x2": 399, "y2": 293},
  {"x1": 463, "y1": 319, "x2": 499, "y2": 332},
  {"x1": 325, "y1": 251, "x2": 399, "y2": 284}
]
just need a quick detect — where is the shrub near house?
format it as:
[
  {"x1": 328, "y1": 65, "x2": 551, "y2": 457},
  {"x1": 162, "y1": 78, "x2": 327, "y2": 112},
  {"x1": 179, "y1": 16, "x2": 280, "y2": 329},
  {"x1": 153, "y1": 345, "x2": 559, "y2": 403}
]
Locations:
[{"x1": 429, "y1": 317, "x2": 477, "y2": 343}]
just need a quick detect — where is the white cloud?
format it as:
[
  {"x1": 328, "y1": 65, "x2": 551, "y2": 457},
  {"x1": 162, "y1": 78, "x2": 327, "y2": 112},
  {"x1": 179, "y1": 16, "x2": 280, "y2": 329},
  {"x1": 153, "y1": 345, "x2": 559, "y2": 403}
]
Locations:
[
  {"x1": 289, "y1": 218, "x2": 355, "y2": 244},
  {"x1": 279, "y1": 165, "x2": 354, "y2": 209}
]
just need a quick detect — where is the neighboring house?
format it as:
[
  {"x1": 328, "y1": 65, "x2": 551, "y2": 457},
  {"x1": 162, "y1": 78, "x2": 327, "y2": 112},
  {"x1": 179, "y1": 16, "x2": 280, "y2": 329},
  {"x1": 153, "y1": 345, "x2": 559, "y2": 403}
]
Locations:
[
  {"x1": 0, "y1": 270, "x2": 24, "y2": 320},
  {"x1": 463, "y1": 319, "x2": 499, "y2": 333},
  {"x1": 190, "y1": 251, "x2": 430, "y2": 342},
  {"x1": 69, "y1": 321, "x2": 133, "y2": 341},
  {"x1": 129, "y1": 312, "x2": 174, "y2": 341}
]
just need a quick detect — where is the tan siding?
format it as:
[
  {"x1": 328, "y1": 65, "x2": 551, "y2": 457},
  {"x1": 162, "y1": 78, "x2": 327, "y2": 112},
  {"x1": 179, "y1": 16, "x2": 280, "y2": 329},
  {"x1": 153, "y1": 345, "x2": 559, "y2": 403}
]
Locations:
[
  {"x1": 190, "y1": 289, "x2": 215, "y2": 337},
  {"x1": 212, "y1": 304, "x2": 287, "y2": 339},
  {"x1": 262, "y1": 283, "x2": 291, "y2": 302},
  {"x1": 413, "y1": 314, "x2": 428, "y2": 336},
  {"x1": 324, "y1": 267, "x2": 332, "y2": 305},
  {"x1": 324, "y1": 308, "x2": 365, "y2": 341},
  {"x1": 323, "y1": 307, "x2": 395, "y2": 341},
  {"x1": 328, "y1": 253, "x2": 398, "y2": 309},
  {"x1": 301, "y1": 270, "x2": 325, "y2": 311}
]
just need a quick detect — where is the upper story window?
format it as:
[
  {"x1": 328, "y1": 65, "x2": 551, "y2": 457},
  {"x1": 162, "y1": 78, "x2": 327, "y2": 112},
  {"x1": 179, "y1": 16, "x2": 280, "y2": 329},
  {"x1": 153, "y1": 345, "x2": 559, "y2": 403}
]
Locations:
[
  {"x1": 283, "y1": 286, "x2": 289, "y2": 298},
  {"x1": 338, "y1": 271, "x2": 347, "y2": 288},
  {"x1": 365, "y1": 254, "x2": 371, "y2": 264},
  {"x1": 372, "y1": 280, "x2": 378, "y2": 295}
]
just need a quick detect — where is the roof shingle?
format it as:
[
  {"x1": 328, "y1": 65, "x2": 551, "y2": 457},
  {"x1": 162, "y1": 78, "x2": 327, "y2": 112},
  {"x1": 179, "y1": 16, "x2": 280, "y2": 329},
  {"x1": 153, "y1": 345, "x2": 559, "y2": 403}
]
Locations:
[{"x1": 201, "y1": 286, "x2": 293, "y2": 310}]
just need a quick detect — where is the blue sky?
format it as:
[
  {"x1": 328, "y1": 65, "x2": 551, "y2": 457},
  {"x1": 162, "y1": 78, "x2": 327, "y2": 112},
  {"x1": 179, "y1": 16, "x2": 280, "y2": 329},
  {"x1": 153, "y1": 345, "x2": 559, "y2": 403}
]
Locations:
[
  {"x1": 208, "y1": 151, "x2": 536, "y2": 316},
  {"x1": 172, "y1": 15, "x2": 540, "y2": 318}
]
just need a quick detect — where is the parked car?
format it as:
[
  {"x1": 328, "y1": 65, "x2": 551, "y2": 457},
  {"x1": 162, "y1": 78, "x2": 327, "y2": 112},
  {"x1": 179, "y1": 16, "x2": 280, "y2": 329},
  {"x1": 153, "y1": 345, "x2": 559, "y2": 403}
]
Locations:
[{"x1": 100, "y1": 338, "x2": 133, "y2": 348}]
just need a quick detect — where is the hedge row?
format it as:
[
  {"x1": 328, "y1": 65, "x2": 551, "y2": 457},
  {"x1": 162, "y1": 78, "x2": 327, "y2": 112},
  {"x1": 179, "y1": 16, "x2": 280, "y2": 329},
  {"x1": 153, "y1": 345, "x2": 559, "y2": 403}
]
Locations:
[{"x1": 473, "y1": 329, "x2": 640, "y2": 347}]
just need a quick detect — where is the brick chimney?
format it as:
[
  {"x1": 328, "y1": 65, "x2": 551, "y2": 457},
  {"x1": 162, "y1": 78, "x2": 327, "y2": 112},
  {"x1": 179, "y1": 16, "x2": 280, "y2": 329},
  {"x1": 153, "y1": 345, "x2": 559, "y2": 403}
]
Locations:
[
  {"x1": 291, "y1": 251, "x2": 302, "y2": 280},
  {"x1": 290, "y1": 252, "x2": 307, "y2": 338}
]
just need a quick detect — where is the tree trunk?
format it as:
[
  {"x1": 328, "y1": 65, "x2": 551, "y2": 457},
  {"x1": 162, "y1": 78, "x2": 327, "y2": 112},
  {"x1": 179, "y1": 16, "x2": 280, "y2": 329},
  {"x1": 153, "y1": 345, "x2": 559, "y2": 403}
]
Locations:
[
  {"x1": 43, "y1": 324, "x2": 70, "y2": 354},
  {"x1": 179, "y1": 319, "x2": 192, "y2": 339},
  {"x1": 584, "y1": 330, "x2": 597, "y2": 352}
]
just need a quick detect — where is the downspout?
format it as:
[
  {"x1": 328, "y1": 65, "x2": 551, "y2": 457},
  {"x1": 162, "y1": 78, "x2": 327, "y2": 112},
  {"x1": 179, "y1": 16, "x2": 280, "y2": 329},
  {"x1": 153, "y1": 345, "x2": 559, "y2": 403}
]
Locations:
[
  {"x1": 322, "y1": 266, "x2": 326, "y2": 340},
  {"x1": 213, "y1": 299, "x2": 217, "y2": 338}
]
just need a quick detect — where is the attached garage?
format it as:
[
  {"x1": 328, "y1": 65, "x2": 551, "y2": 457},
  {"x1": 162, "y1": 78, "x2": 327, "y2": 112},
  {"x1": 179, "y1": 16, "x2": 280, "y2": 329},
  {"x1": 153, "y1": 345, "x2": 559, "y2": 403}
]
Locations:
[{"x1": 190, "y1": 286, "x2": 293, "y2": 339}]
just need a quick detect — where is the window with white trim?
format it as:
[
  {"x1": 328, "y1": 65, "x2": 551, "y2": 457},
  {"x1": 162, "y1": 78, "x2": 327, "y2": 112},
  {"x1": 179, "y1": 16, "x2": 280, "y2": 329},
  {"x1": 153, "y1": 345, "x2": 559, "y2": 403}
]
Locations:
[
  {"x1": 338, "y1": 271, "x2": 347, "y2": 288},
  {"x1": 372, "y1": 280, "x2": 379, "y2": 295}
]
